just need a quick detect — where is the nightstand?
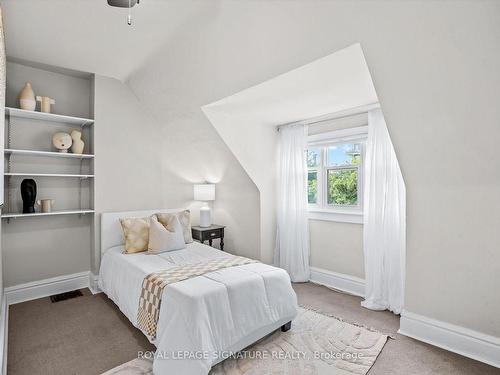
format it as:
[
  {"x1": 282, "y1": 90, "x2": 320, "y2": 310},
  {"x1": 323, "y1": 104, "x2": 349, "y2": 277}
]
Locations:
[{"x1": 191, "y1": 224, "x2": 226, "y2": 251}]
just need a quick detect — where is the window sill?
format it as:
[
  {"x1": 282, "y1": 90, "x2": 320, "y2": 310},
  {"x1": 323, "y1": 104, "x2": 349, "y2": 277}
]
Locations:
[{"x1": 308, "y1": 209, "x2": 363, "y2": 224}]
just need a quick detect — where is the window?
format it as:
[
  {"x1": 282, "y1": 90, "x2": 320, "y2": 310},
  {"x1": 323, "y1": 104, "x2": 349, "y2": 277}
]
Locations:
[
  {"x1": 307, "y1": 126, "x2": 367, "y2": 223},
  {"x1": 306, "y1": 147, "x2": 321, "y2": 204},
  {"x1": 308, "y1": 171, "x2": 318, "y2": 204}
]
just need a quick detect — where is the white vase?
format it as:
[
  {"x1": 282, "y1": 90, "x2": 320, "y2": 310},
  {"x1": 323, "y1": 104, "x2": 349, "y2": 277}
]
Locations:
[
  {"x1": 70, "y1": 130, "x2": 84, "y2": 154},
  {"x1": 19, "y1": 82, "x2": 36, "y2": 111}
]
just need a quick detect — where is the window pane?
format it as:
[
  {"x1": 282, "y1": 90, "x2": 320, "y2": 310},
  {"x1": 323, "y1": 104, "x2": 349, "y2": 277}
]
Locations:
[
  {"x1": 327, "y1": 143, "x2": 361, "y2": 166},
  {"x1": 307, "y1": 148, "x2": 321, "y2": 168},
  {"x1": 327, "y1": 168, "x2": 358, "y2": 205},
  {"x1": 308, "y1": 171, "x2": 318, "y2": 204}
]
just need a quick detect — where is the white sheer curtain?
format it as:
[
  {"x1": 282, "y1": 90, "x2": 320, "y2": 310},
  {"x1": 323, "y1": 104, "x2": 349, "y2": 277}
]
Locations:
[
  {"x1": 362, "y1": 108, "x2": 406, "y2": 314},
  {"x1": 275, "y1": 124, "x2": 310, "y2": 282}
]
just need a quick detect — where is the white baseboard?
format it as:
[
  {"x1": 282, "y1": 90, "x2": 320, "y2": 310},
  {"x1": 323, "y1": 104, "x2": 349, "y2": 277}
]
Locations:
[
  {"x1": 309, "y1": 266, "x2": 365, "y2": 297},
  {"x1": 399, "y1": 310, "x2": 500, "y2": 368},
  {"x1": 4, "y1": 271, "x2": 90, "y2": 305}
]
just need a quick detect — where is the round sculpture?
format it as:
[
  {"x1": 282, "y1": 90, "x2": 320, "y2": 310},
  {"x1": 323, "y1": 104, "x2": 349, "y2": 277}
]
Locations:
[
  {"x1": 52, "y1": 132, "x2": 72, "y2": 153},
  {"x1": 21, "y1": 179, "x2": 37, "y2": 214},
  {"x1": 70, "y1": 130, "x2": 84, "y2": 154}
]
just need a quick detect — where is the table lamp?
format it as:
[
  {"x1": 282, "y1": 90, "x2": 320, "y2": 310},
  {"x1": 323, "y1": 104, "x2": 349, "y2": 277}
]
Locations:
[{"x1": 193, "y1": 184, "x2": 215, "y2": 227}]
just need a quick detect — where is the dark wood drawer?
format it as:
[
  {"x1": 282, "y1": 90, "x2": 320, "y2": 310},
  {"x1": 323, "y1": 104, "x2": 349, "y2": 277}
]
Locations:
[{"x1": 201, "y1": 228, "x2": 222, "y2": 241}]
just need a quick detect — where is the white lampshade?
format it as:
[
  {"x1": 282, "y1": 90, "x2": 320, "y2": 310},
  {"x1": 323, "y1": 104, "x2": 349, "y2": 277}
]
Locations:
[{"x1": 193, "y1": 184, "x2": 215, "y2": 201}]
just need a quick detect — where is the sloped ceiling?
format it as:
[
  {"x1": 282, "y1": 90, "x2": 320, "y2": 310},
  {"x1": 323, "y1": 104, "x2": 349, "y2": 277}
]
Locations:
[
  {"x1": 202, "y1": 43, "x2": 377, "y2": 128},
  {"x1": 0, "y1": 0, "x2": 207, "y2": 80}
]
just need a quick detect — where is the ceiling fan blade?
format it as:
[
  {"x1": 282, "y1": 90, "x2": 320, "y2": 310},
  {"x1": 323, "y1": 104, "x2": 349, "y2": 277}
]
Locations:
[{"x1": 107, "y1": 0, "x2": 138, "y2": 8}]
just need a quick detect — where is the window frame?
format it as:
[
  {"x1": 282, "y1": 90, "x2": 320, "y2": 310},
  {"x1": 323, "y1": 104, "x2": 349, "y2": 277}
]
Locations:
[
  {"x1": 307, "y1": 126, "x2": 368, "y2": 224},
  {"x1": 306, "y1": 147, "x2": 322, "y2": 209}
]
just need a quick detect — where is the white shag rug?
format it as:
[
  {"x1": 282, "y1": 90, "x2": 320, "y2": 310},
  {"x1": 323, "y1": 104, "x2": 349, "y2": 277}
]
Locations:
[{"x1": 102, "y1": 307, "x2": 388, "y2": 375}]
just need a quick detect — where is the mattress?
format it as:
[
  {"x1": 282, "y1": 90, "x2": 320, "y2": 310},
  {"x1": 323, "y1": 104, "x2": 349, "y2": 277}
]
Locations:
[{"x1": 98, "y1": 242, "x2": 298, "y2": 375}]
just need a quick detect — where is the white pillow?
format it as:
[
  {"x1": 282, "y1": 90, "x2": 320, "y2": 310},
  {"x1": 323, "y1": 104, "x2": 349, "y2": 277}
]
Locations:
[
  {"x1": 148, "y1": 215, "x2": 186, "y2": 254},
  {"x1": 156, "y1": 210, "x2": 193, "y2": 244}
]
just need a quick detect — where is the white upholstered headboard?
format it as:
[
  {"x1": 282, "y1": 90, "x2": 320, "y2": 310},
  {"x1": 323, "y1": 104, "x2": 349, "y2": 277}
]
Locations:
[{"x1": 100, "y1": 208, "x2": 185, "y2": 254}]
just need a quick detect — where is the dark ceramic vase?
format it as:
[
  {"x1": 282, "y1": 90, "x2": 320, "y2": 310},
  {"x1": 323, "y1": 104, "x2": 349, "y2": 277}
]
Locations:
[{"x1": 21, "y1": 179, "x2": 37, "y2": 214}]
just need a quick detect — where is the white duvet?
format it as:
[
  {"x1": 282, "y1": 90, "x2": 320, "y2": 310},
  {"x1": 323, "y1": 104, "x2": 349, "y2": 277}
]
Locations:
[{"x1": 98, "y1": 242, "x2": 298, "y2": 375}]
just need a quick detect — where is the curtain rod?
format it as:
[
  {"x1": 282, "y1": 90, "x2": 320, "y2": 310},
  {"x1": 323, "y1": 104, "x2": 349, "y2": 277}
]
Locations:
[{"x1": 277, "y1": 102, "x2": 380, "y2": 131}]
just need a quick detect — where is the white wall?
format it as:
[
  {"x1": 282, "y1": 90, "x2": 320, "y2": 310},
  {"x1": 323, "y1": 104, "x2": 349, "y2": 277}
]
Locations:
[
  {"x1": 309, "y1": 220, "x2": 364, "y2": 279},
  {"x1": 91, "y1": 75, "x2": 260, "y2": 273},
  {"x1": 91, "y1": 75, "x2": 164, "y2": 272},
  {"x1": 128, "y1": 0, "x2": 500, "y2": 339}
]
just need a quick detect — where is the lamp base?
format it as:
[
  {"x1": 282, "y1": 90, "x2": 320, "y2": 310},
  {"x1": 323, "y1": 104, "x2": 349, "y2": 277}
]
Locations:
[{"x1": 199, "y1": 206, "x2": 211, "y2": 227}]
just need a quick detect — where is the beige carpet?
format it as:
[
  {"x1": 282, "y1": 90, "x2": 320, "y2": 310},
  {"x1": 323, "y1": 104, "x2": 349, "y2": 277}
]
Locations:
[
  {"x1": 9, "y1": 284, "x2": 499, "y2": 375},
  {"x1": 102, "y1": 307, "x2": 388, "y2": 375}
]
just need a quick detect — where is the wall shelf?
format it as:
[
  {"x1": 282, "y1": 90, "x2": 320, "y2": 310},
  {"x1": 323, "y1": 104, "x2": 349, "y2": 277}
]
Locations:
[
  {"x1": 4, "y1": 88, "x2": 95, "y2": 224},
  {"x1": 5, "y1": 149, "x2": 94, "y2": 159},
  {"x1": 5, "y1": 172, "x2": 94, "y2": 178},
  {"x1": 1, "y1": 209, "x2": 95, "y2": 219},
  {"x1": 5, "y1": 107, "x2": 94, "y2": 127}
]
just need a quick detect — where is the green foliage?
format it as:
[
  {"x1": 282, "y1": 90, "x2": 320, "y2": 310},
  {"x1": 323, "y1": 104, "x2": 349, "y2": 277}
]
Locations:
[
  {"x1": 350, "y1": 154, "x2": 360, "y2": 165},
  {"x1": 308, "y1": 172, "x2": 317, "y2": 203},
  {"x1": 327, "y1": 169, "x2": 358, "y2": 205}
]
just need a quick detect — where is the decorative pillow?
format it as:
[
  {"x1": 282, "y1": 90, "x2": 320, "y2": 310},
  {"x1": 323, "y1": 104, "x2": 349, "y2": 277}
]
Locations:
[
  {"x1": 148, "y1": 216, "x2": 186, "y2": 254},
  {"x1": 156, "y1": 210, "x2": 193, "y2": 244},
  {"x1": 119, "y1": 217, "x2": 150, "y2": 254}
]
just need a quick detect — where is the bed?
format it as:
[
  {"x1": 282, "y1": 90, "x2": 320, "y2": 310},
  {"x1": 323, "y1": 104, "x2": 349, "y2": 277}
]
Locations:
[{"x1": 98, "y1": 209, "x2": 298, "y2": 375}]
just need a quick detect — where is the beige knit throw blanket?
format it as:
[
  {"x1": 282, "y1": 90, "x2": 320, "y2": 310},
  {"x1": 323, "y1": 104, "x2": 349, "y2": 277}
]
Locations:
[{"x1": 137, "y1": 256, "x2": 258, "y2": 338}]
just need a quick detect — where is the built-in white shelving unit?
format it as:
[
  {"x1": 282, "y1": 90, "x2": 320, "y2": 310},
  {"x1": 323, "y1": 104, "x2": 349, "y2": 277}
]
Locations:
[
  {"x1": 5, "y1": 149, "x2": 94, "y2": 159},
  {"x1": 2, "y1": 62, "x2": 98, "y2": 296},
  {"x1": 3, "y1": 104, "x2": 95, "y2": 220},
  {"x1": 5, "y1": 107, "x2": 94, "y2": 126},
  {"x1": 2, "y1": 209, "x2": 95, "y2": 219}
]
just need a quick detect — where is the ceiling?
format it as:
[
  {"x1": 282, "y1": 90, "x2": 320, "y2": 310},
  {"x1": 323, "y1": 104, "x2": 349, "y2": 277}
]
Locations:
[
  {"x1": 1, "y1": 0, "x2": 207, "y2": 80},
  {"x1": 202, "y1": 43, "x2": 378, "y2": 127}
]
